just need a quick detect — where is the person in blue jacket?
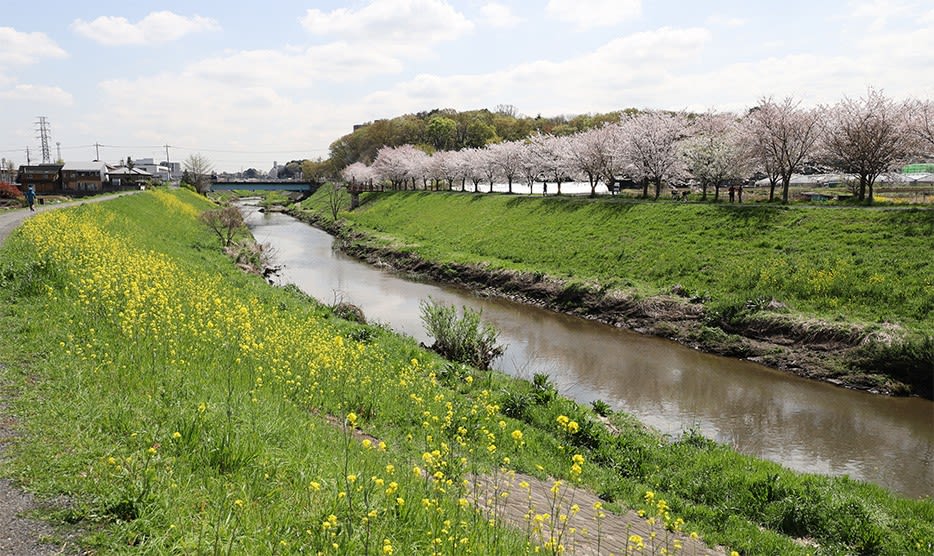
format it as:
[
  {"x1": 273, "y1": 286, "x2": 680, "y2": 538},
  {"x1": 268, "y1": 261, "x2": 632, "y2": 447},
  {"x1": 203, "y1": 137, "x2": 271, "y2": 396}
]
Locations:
[{"x1": 25, "y1": 185, "x2": 36, "y2": 211}]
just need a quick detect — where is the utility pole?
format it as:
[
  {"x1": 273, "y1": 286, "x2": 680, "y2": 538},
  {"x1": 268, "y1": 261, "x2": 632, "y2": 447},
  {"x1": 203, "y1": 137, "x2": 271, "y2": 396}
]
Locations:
[{"x1": 35, "y1": 116, "x2": 52, "y2": 164}]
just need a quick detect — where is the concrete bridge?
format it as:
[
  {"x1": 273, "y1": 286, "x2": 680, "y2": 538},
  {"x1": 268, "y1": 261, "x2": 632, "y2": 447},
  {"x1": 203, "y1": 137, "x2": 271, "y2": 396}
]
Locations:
[{"x1": 210, "y1": 180, "x2": 320, "y2": 193}]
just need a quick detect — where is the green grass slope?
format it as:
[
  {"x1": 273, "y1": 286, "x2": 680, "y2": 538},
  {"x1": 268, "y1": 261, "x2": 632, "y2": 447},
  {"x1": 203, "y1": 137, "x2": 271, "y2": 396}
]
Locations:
[{"x1": 331, "y1": 192, "x2": 933, "y2": 332}]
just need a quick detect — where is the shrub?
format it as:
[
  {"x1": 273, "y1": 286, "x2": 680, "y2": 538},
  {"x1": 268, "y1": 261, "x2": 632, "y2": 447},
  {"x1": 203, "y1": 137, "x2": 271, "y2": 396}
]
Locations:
[
  {"x1": 531, "y1": 373, "x2": 557, "y2": 405},
  {"x1": 199, "y1": 206, "x2": 244, "y2": 247},
  {"x1": 499, "y1": 389, "x2": 533, "y2": 419},
  {"x1": 591, "y1": 399, "x2": 613, "y2": 417},
  {"x1": 0, "y1": 181, "x2": 24, "y2": 200},
  {"x1": 419, "y1": 298, "x2": 504, "y2": 370},
  {"x1": 331, "y1": 301, "x2": 366, "y2": 324}
]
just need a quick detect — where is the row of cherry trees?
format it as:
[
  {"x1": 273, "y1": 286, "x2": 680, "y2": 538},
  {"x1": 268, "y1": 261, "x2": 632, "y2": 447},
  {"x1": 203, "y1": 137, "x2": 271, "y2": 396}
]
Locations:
[{"x1": 341, "y1": 91, "x2": 934, "y2": 203}]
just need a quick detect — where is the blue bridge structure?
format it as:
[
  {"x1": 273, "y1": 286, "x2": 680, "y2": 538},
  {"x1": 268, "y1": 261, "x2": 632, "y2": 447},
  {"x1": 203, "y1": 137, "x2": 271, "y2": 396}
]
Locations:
[{"x1": 210, "y1": 179, "x2": 320, "y2": 193}]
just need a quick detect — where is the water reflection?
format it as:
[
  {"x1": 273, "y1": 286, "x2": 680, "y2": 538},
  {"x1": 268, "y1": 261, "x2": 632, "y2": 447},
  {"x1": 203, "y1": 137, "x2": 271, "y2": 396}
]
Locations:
[{"x1": 245, "y1": 206, "x2": 934, "y2": 498}]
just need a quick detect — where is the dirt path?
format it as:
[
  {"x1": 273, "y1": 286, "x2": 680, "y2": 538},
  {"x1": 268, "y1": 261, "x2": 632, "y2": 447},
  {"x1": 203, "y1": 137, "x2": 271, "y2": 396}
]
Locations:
[
  {"x1": 471, "y1": 471, "x2": 725, "y2": 555},
  {"x1": 337, "y1": 415, "x2": 727, "y2": 555},
  {"x1": 0, "y1": 365, "x2": 70, "y2": 555}
]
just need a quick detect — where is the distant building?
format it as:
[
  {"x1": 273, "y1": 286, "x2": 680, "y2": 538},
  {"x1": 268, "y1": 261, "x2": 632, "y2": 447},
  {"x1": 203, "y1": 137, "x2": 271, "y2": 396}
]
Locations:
[
  {"x1": 16, "y1": 164, "x2": 63, "y2": 193},
  {"x1": 161, "y1": 161, "x2": 182, "y2": 180},
  {"x1": 132, "y1": 158, "x2": 170, "y2": 179},
  {"x1": 268, "y1": 161, "x2": 279, "y2": 179},
  {"x1": 61, "y1": 161, "x2": 108, "y2": 193},
  {"x1": 107, "y1": 166, "x2": 153, "y2": 189}
]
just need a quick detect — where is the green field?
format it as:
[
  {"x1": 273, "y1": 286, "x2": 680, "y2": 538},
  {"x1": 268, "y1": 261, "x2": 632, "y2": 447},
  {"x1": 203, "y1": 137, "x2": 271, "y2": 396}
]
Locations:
[
  {"x1": 0, "y1": 190, "x2": 932, "y2": 555},
  {"x1": 310, "y1": 191, "x2": 933, "y2": 331}
]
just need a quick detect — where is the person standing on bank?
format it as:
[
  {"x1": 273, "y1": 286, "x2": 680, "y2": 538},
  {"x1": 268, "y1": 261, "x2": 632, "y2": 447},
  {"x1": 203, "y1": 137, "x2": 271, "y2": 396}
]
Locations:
[{"x1": 25, "y1": 185, "x2": 36, "y2": 211}]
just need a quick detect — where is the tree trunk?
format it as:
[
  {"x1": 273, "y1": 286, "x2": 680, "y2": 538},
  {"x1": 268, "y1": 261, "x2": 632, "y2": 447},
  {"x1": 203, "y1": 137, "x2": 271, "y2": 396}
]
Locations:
[
  {"x1": 781, "y1": 175, "x2": 791, "y2": 204},
  {"x1": 641, "y1": 178, "x2": 649, "y2": 199},
  {"x1": 653, "y1": 179, "x2": 662, "y2": 200},
  {"x1": 701, "y1": 181, "x2": 708, "y2": 201},
  {"x1": 507, "y1": 177, "x2": 513, "y2": 194}
]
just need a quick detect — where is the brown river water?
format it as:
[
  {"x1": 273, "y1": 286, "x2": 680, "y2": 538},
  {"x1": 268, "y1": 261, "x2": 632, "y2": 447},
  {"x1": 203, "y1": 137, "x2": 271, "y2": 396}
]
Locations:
[{"x1": 244, "y1": 206, "x2": 934, "y2": 498}]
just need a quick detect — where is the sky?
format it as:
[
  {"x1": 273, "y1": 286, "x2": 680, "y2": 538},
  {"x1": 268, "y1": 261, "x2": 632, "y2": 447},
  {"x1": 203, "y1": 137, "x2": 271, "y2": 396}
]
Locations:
[{"x1": 1, "y1": 0, "x2": 932, "y2": 172}]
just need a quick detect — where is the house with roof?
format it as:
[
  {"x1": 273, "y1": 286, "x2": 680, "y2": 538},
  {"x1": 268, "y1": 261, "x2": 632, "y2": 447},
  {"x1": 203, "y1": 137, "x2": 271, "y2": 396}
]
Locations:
[
  {"x1": 16, "y1": 164, "x2": 64, "y2": 193},
  {"x1": 107, "y1": 165, "x2": 153, "y2": 189},
  {"x1": 61, "y1": 161, "x2": 109, "y2": 193}
]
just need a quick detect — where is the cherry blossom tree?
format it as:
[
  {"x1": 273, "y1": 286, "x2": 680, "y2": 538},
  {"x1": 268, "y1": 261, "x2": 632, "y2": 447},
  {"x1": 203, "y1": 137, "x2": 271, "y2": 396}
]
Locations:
[
  {"x1": 821, "y1": 89, "x2": 914, "y2": 202},
  {"x1": 569, "y1": 125, "x2": 616, "y2": 197},
  {"x1": 480, "y1": 146, "x2": 499, "y2": 192},
  {"x1": 518, "y1": 138, "x2": 541, "y2": 193},
  {"x1": 373, "y1": 145, "x2": 424, "y2": 190},
  {"x1": 744, "y1": 97, "x2": 822, "y2": 203},
  {"x1": 534, "y1": 133, "x2": 575, "y2": 195},
  {"x1": 341, "y1": 161, "x2": 376, "y2": 189},
  {"x1": 907, "y1": 98, "x2": 934, "y2": 154},
  {"x1": 460, "y1": 148, "x2": 487, "y2": 192},
  {"x1": 428, "y1": 150, "x2": 460, "y2": 191},
  {"x1": 619, "y1": 111, "x2": 689, "y2": 199},
  {"x1": 406, "y1": 147, "x2": 431, "y2": 190},
  {"x1": 488, "y1": 140, "x2": 522, "y2": 193},
  {"x1": 681, "y1": 111, "x2": 748, "y2": 201},
  {"x1": 601, "y1": 123, "x2": 637, "y2": 194}
]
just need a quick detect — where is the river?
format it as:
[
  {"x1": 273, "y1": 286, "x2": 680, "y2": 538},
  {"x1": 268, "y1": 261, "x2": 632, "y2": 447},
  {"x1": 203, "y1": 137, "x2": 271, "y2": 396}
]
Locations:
[{"x1": 244, "y1": 205, "x2": 933, "y2": 498}]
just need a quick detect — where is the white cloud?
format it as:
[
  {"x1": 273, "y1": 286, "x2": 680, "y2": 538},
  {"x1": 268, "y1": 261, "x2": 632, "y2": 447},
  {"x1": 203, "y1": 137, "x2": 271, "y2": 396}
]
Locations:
[
  {"x1": 360, "y1": 26, "x2": 711, "y2": 118},
  {"x1": 591, "y1": 27, "x2": 711, "y2": 65},
  {"x1": 480, "y1": 3, "x2": 523, "y2": 28},
  {"x1": 301, "y1": 0, "x2": 473, "y2": 47},
  {"x1": 849, "y1": 0, "x2": 915, "y2": 20},
  {"x1": 91, "y1": 72, "x2": 353, "y2": 167},
  {"x1": 705, "y1": 15, "x2": 746, "y2": 28},
  {"x1": 184, "y1": 43, "x2": 405, "y2": 87},
  {"x1": 0, "y1": 27, "x2": 67, "y2": 66},
  {"x1": 0, "y1": 83, "x2": 73, "y2": 105},
  {"x1": 546, "y1": 0, "x2": 641, "y2": 30},
  {"x1": 70, "y1": 11, "x2": 220, "y2": 46}
]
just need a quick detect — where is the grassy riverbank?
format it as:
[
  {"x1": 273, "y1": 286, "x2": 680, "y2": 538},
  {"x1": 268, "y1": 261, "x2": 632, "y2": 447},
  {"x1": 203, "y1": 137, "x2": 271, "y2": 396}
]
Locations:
[
  {"x1": 1, "y1": 190, "x2": 932, "y2": 554},
  {"x1": 295, "y1": 190, "x2": 933, "y2": 396}
]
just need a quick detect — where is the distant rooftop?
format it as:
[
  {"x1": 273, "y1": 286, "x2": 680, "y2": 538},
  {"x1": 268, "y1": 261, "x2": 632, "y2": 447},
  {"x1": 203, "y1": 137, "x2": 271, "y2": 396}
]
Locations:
[{"x1": 62, "y1": 161, "x2": 107, "y2": 172}]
